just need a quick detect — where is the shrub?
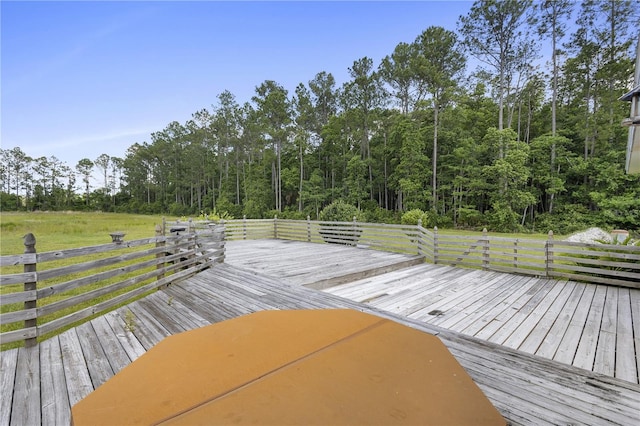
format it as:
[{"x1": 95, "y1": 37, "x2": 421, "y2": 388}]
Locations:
[
  {"x1": 318, "y1": 201, "x2": 364, "y2": 245},
  {"x1": 401, "y1": 209, "x2": 427, "y2": 226},
  {"x1": 319, "y1": 201, "x2": 364, "y2": 222}
]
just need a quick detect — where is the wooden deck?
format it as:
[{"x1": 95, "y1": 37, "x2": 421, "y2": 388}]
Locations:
[
  {"x1": 224, "y1": 239, "x2": 424, "y2": 288},
  {"x1": 1, "y1": 240, "x2": 639, "y2": 425},
  {"x1": 227, "y1": 240, "x2": 640, "y2": 384},
  {"x1": 325, "y1": 262, "x2": 640, "y2": 385}
]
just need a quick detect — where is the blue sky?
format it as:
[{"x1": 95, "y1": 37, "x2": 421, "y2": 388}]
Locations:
[{"x1": 2, "y1": 1, "x2": 473, "y2": 171}]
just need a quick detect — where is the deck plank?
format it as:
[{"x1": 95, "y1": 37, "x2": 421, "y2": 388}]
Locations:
[
  {"x1": 616, "y1": 288, "x2": 638, "y2": 383},
  {"x1": 0, "y1": 349, "x2": 18, "y2": 426},
  {"x1": 10, "y1": 346, "x2": 40, "y2": 426},
  {"x1": 74, "y1": 322, "x2": 114, "y2": 389},
  {"x1": 90, "y1": 316, "x2": 134, "y2": 374},
  {"x1": 516, "y1": 280, "x2": 576, "y2": 354},
  {"x1": 102, "y1": 311, "x2": 146, "y2": 362},
  {"x1": 58, "y1": 329, "x2": 94, "y2": 406},
  {"x1": 535, "y1": 282, "x2": 586, "y2": 359},
  {"x1": 629, "y1": 288, "x2": 640, "y2": 381},
  {"x1": 594, "y1": 286, "x2": 619, "y2": 377},
  {"x1": 501, "y1": 280, "x2": 570, "y2": 350},
  {"x1": 573, "y1": 285, "x2": 608, "y2": 371},
  {"x1": 39, "y1": 337, "x2": 70, "y2": 426}
]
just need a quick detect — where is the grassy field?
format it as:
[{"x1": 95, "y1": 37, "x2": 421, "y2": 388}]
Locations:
[{"x1": 0, "y1": 211, "x2": 168, "y2": 255}]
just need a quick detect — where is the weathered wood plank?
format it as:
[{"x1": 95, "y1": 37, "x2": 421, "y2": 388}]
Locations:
[
  {"x1": 593, "y1": 286, "x2": 618, "y2": 376},
  {"x1": 90, "y1": 316, "x2": 134, "y2": 374},
  {"x1": 614, "y1": 288, "x2": 637, "y2": 383},
  {"x1": 74, "y1": 322, "x2": 114, "y2": 389},
  {"x1": 535, "y1": 282, "x2": 586, "y2": 359},
  {"x1": 553, "y1": 284, "x2": 597, "y2": 365},
  {"x1": 39, "y1": 337, "x2": 70, "y2": 426},
  {"x1": 125, "y1": 303, "x2": 172, "y2": 350},
  {"x1": 501, "y1": 280, "x2": 570, "y2": 350},
  {"x1": 629, "y1": 288, "x2": 640, "y2": 382},
  {"x1": 473, "y1": 278, "x2": 548, "y2": 341},
  {"x1": 0, "y1": 349, "x2": 18, "y2": 426},
  {"x1": 58, "y1": 329, "x2": 96, "y2": 406},
  {"x1": 10, "y1": 345, "x2": 40, "y2": 426},
  {"x1": 103, "y1": 310, "x2": 146, "y2": 362},
  {"x1": 440, "y1": 275, "x2": 534, "y2": 331},
  {"x1": 573, "y1": 285, "x2": 608, "y2": 371}
]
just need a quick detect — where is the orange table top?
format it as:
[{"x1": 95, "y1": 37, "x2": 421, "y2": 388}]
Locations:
[{"x1": 71, "y1": 309, "x2": 505, "y2": 425}]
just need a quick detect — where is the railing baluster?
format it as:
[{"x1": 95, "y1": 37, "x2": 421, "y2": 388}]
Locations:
[{"x1": 482, "y1": 228, "x2": 489, "y2": 271}]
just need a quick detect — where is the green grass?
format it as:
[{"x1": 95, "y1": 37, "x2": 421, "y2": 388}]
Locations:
[{"x1": 0, "y1": 211, "x2": 169, "y2": 255}]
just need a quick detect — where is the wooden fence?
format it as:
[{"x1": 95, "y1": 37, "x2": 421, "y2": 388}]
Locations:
[
  {"x1": 0, "y1": 224, "x2": 224, "y2": 347},
  {"x1": 224, "y1": 217, "x2": 640, "y2": 289}
]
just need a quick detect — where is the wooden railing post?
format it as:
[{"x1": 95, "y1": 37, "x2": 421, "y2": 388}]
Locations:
[
  {"x1": 513, "y1": 239, "x2": 519, "y2": 270},
  {"x1": 155, "y1": 225, "x2": 166, "y2": 282},
  {"x1": 23, "y1": 233, "x2": 37, "y2": 348},
  {"x1": 243, "y1": 215, "x2": 247, "y2": 240},
  {"x1": 188, "y1": 217, "x2": 193, "y2": 234},
  {"x1": 218, "y1": 220, "x2": 226, "y2": 263},
  {"x1": 162, "y1": 217, "x2": 166, "y2": 236},
  {"x1": 482, "y1": 228, "x2": 489, "y2": 270},
  {"x1": 417, "y1": 219, "x2": 423, "y2": 256},
  {"x1": 307, "y1": 216, "x2": 312, "y2": 242},
  {"x1": 433, "y1": 226, "x2": 439, "y2": 264},
  {"x1": 546, "y1": 230, "x2": 554, "y2": 277},
  {"x1": 352, "y1": 216, "x2": 358, "y2": 247},
  {"x1": 274, "y1": 215, "x2": 278, "y2": 239}
]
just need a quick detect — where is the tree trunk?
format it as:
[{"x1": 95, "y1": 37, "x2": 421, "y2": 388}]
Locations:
[{"x1": 432, "y1": 103, "x2": 439, "y2": 212}]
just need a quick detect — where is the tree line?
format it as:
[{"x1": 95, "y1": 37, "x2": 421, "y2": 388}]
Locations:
[{"x1": 2, "y1": 0, "x2": 639, "y2": 234}]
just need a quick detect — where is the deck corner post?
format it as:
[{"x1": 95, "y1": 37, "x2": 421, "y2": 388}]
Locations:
[
  {"x1": 482, "y1": 228, "x2": 489, "y2": 271},
  {"x1": 243, "y1": 215, "x2": 247, "y2": 240},
  {"x1": 274, "y1": 215, "x2": 278, "y2": 239},
  {"x1": 155, "y1": 225, "x2": 166, "y2": 282},
  {"x1": 219, "y1": 219, "x2": 226, "y2": 263},
  {"x1": 433, "y1": 226, "x2": 439, "y2": 264},
  {"x1": 307, "y1": 216, "x2": 311, "y2": 242},
  {"x1": 23, "y1": 233, "x2": 38, "y2": 348},
  {"x1": 546, "y1": 230, "x2": 554, "y2": 277}
]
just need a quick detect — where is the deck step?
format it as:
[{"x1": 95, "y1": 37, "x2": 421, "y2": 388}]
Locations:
[{"x1": 304, "y1": 256, "x2": 426, "y2": 290}]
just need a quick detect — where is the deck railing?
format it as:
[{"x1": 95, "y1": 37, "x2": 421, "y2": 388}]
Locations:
[
  {"x1": 224, "y1": 217, "x2": 640, "y2": 289},
  {"x1": 0, "y1": 224, "x2": 224, "y2": 347},
  {"x1": 2, "y1": 217, "x2": 638, "y2": 347}
]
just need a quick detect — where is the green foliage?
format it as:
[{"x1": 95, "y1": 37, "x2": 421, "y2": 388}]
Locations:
[
  {"x1": 401, "y1": 208, "x2": 452, "y2": 229},
  {"x1": 486, "y1": 201, "x2": 522, "y2": 233},
  {"x1": 401, "y1": 209, "x2": 427, "y2": 226},
  {"x1": 318, "y1": 200, "x2": 364, "y2": 223}
]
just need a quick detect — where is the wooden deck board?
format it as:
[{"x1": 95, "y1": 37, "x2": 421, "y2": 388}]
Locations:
[
  {"x1": 39, "y1": 337, "x2": 70, "y2": 426},
  {"x1": 517, "y1": 280, "x2": 577, "y2": 354},
  {"x1": 1, "y1": 240, "x2": 639, "y2": 425},
  {"x1": 630, "y1": 288, "x2": 640, "y2": 381},
  {"x1": 58, "y1": 330, "x2": 93, "y2": 407},
  {"x1": 0, "y1": 350, "x2": 18, "y2": 426},
  {"x1": 535, "y1": 282, "x2": 586, "y2": 359},
  {"x1": 573, "y1": 285, "x2": 607, "y2": 371},
  {"x1": 10, "y1": 346, "x2": 40, "y2": 426}
]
